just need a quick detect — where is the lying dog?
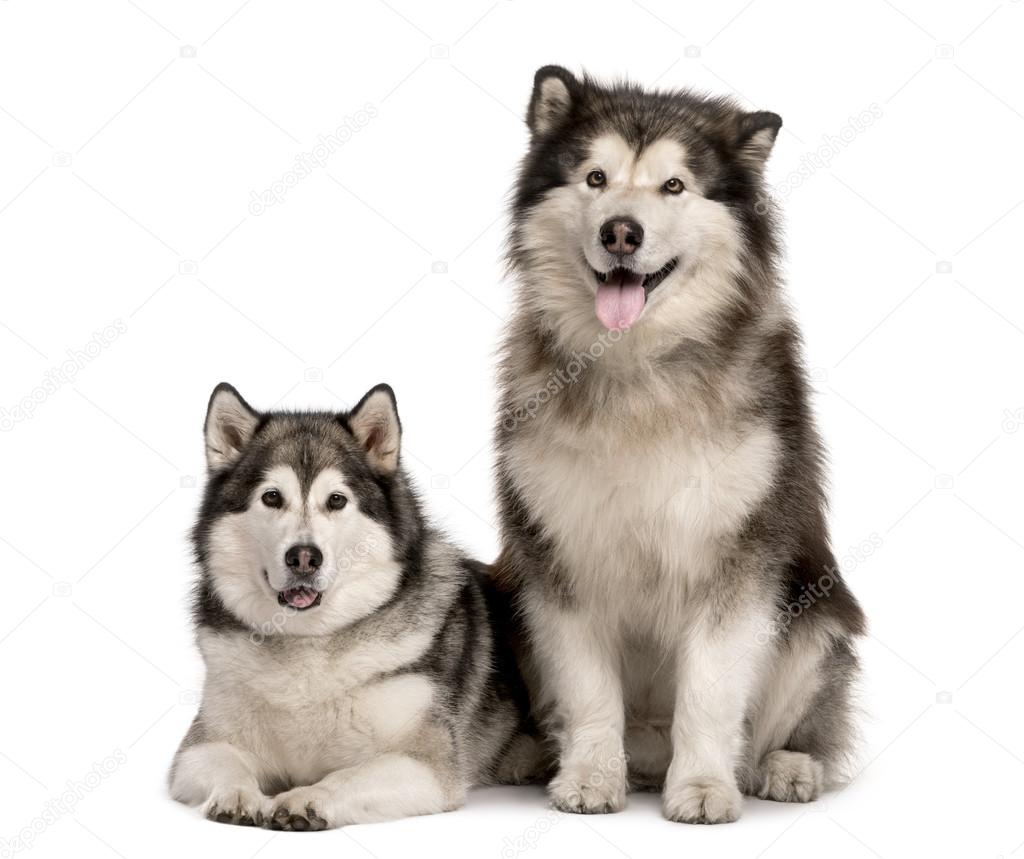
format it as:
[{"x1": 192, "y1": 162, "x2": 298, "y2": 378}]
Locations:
[{"x1": 170, "y1": 383, "x2": 537, "y2": 829}]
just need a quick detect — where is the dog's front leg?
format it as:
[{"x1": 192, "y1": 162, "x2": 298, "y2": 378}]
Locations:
[
  {"x1": 662, "y1": 603, "x2": 767, "y2": 824},
  {"x1": 265, "y1": 753, "x2": 462, "y2": 829},
  {"x1": 170, "y1": 740, "x2": 272, "y2": 825},
  {"x1": 529, "y1": 596, "x2": 627, "y2": 813}
]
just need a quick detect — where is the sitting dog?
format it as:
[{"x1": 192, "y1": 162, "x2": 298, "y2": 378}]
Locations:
[
  {"x1": 494, "y1": 66, "x2": 865, "y2": 823},
  {"x1": 170, "y1": 383, "x2": 536, "y2": 829}
]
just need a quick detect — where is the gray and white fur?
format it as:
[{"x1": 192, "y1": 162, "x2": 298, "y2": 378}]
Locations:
[
  {"x1": 494, "y1": 66, "x2": 866, "y2": 824},
  {"x1": 170, "y1": 384, "x2": 538, "y2": 830}
]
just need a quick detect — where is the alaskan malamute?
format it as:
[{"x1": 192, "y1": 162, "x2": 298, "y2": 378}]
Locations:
[
  {"x1": 494, "y1": 66, "x2": 865, "y2": 823},
  {"x1": 170, "y1": 384, "x2": 535, "y2": 829}
]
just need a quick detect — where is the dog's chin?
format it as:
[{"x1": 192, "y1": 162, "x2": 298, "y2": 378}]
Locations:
[{"x1": 264, "y1": 570, "x2": 324, "y2": 611}]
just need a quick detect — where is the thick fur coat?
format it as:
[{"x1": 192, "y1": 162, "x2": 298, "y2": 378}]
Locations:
[
  {"x1": 494, "y1": 66, "x2": 865, "y2": 824},
  {"x1": 169, "y1": 384, "x2": 536, "y2": 830}
]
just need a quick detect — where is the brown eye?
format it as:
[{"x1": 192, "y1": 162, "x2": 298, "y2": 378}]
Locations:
[
  {"x1": 261, "y1": 489, "x2": 282, "y2": 508},
  {"x1": 586, "y1": 170, "x2": 606, "y2": 188},
  {"x1": 663, "y1": 177, "x2": 685, "y2": 194},
  {"x1": 327, "y1": 492, "x2": 348, "y2": 511}
]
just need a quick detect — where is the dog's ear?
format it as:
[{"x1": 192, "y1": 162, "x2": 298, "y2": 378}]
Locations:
[
  {"x1": 527, "y1": 65, "x2": 578, "y2": 137},
  {"x1": 347, "y1": 384, "x2": 401, "y2": 476},
  {"x1": 204, "y1": 383, "x2": 260, "y2": 471},
  {"x1": 735, "y1": 110, "x2": 782, "y2": 170}
]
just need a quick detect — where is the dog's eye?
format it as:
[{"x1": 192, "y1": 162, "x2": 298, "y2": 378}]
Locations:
[
  {"x1": 586, "y1": 170, "x2": 606, "y2": 188},
  {"x1": 327, "y1": 492, "x2": 348, "y2": 511},
  {"x1": 662, "y1": 177, "x2": 685, "y2": 194},
  {"x1": 261, "y1": 489, "x2": 283, "y2": 508}
]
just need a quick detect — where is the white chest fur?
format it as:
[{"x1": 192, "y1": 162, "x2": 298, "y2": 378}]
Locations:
[
  {"x1": 507, "y1": 409, "x2": 779, "y2": 607},
  {"x1": 198, "y1": 627, "x2": 435, "y2": 785}
]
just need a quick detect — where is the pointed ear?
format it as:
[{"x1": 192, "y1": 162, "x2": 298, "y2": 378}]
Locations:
[
  {"x1": 204, "y1": 383, "x2": 260, "y2": 471},
  {"x1": 347, "y1": 384, "x2": 401, "y2": 476},
  {"x1": 736, "y1": 111, "x2": 782, "y2": 170},
  {"x1": 527, "y1": 65, "x2": 578, "y2": 137}
]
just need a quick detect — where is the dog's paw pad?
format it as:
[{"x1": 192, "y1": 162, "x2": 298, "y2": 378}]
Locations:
[
  {"x1": 202, "y1": 788, "x2": 267, "y2": 826},
  {"x1": 549, "y1": 762, "x2": 626, "y2": 814},
  {"x1": 663, "y1": 778, "x2": 742, "y2": 824},
  {"x1": 265, "y1": 788, "x2": 331, "y2": 831},
  {"x1": 757, "y1": 750, "x2": 824, "y2": 803}
]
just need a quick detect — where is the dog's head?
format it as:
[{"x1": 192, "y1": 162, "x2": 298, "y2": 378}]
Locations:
[
  {"x1": 193, "y1": 383, "x2": 418, "y2": 636},
  {"x1": 511, "y1": 66, "x2": 782, "y2": 353}
]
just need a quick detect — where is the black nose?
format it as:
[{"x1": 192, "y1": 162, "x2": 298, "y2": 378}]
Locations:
[
  {"x1": 599, "y1": 217, "x2": 644, "y2": 255},
  {"x1": 285, "y1": 544, "x2": 322, "y2": 575}
]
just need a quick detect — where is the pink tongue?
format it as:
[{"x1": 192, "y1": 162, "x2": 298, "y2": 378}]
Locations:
[
  {"x1": 595, "y1": 275, "x2": 645, "y2": 331},
  {"x1": 284, "y1": 587, "x2": 318, "y2": 609}
]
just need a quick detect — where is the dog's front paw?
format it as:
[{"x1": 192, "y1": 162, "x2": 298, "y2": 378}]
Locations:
[
  {"x1": 266, "y1": 786, "x2": 332, "y2": 831},
  {"x1": 663, "y1": 777, "x2": 742, "y2": 824},
  {"x1": 549, "y1": 759, "x2": 626, "y2": 814},
  {"x1": 202, "y1": 787, "x2": 268, "y2": 826},
  {"x1": 757, "y1": 750, "x2": 824, "y2": 803}
]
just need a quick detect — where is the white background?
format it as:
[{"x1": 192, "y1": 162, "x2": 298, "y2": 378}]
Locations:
[{"x1": 1, "y1": 1, "x2": 1022, "y2": 857}]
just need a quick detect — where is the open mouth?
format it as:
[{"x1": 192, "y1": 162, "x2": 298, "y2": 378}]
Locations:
[
  {"x1": 277, "y1": 587, "x2": 322, "y2": 610},
  {"x1": 592, "y1": 259, "x2": 678, "y2": 331},
  {"x1": 265, "y1": 571, "x2": 323, "y2": 611}
]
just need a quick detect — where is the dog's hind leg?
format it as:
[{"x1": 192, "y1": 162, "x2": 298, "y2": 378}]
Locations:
[
  {"x1": 745, "y1": 631, "x2": 859, "y2": 802},
  {"x1": 491, "y1": 731, "x2": 551, "y2": 785}
]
